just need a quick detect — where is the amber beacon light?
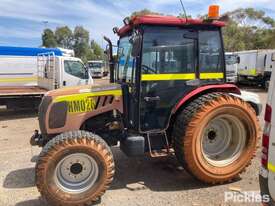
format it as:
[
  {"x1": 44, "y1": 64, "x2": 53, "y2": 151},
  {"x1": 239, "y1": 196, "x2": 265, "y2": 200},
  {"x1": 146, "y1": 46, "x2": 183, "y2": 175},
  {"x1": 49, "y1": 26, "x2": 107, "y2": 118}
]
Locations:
[{"x1": 208, "y1": 5, "x2": 220, "y2": 20}]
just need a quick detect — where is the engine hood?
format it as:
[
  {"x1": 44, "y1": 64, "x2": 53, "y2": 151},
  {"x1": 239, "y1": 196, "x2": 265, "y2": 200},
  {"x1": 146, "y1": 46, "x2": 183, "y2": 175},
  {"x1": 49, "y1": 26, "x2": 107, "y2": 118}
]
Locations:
[{"x1": 39, "y1": 83, "x2": 123, "y2": 135}]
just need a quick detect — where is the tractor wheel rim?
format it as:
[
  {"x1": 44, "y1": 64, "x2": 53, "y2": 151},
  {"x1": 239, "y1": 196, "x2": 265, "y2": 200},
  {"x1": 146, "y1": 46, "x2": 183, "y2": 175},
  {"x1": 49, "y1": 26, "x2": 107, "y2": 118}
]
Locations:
[
  {"x1": 201, "y1": 114, "x2": 246, "y2": 167},
  {"x1": 54, "y1": 153, "x2": 99, "y2": 193}
]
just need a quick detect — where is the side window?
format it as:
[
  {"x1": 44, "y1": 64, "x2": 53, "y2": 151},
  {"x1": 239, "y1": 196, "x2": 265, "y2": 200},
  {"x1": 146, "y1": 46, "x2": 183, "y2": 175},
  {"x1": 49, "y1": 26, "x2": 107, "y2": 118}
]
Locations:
[
  {"x1": 142, "y1": 28, "x2": 196, "y2": 74},
  {"x1": 64, "y1": 60, "x2": 87, "y2": 79},
  {"x1": 199, "y1": 30, "x2": 223, "y2": 73},
  {"x1": 117, "y1": 37, "x2": 135, "y2": 83}
]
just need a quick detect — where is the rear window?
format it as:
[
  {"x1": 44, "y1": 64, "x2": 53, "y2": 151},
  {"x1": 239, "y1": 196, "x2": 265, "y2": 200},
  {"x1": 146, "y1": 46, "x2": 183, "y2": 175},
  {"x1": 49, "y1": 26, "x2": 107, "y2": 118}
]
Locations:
[{"x1": 199, "y1": 30, "x2": 224, "y2": 73}]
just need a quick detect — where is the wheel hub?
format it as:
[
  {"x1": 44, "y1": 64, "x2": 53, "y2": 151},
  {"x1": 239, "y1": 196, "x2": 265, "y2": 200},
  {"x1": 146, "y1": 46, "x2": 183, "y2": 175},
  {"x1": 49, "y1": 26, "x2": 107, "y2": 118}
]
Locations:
[
  {"x1": 201, "y1": 114, "x2": 247, "y2": 167},
  {"x1": 70, "y1": 163, "x2": 83, "y2": 175},
  {"x1": 54, "y1": 153, "x2": 99, "y2": 193},
  {"x1": 207, "y1": 130, "x2": 217, "y2": 142}
]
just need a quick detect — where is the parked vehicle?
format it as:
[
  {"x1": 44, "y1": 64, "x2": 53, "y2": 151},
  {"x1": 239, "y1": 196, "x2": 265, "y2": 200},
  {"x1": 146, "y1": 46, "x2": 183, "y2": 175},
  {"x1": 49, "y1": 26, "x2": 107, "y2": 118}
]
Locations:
[
  {"x1": 225, "y1": 52, "x2": 239, "y2": 83},
  {"x1": 31, "y1": 6, "x2": 261, "y2": 206},
  {"x1": 87, "y1": 60, "x2": 108, "y2": 78},
  {"x1": 0, "y1": 46, "x2": 92, "y2": 109},
  {"x1": 260, "y1": 68, "x2": 275, "y2": 205},
  {"x1": 236, "y1": 49, "x2": 275, "y2": 88}
]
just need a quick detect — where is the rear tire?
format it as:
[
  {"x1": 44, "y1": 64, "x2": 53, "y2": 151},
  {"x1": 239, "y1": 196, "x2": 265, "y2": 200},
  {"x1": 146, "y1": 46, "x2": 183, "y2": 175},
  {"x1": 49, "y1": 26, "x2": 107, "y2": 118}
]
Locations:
[
  {"x1": 173, "y1": 93, "x2": 259, "y2": 184},
  {"x1": 35, "y1": 131, "x2": 115, "y2": 206}
]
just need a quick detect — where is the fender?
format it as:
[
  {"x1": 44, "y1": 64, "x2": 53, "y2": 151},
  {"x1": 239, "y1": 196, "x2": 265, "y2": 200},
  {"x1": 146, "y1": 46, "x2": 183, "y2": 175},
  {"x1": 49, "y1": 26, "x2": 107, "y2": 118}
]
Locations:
[{"x1": 172, "y1": 84, "x2": 241, "y2": 114}]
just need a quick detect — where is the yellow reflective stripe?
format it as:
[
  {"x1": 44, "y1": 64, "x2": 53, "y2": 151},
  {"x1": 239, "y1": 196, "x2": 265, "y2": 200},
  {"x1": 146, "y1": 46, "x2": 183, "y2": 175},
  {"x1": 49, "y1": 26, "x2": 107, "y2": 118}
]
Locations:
[
  {"x1": 239, "y1": 69, "x2": 257, "y2": 76},
  {"x1": 268, "y1": 162, "x2": 275, "y2": 173},
  {"x1": 141, "y1": 73, "x2": 196, "y2": 81},
  {"x1": 200, "y1": 73, "x2": 224, "y2": 79},
  {"x1": 0, "y1": 76, "x2": 37, "y2": 83},
  {"x1": 54, "y1": 89, "x2": 122, "y2": 103}
]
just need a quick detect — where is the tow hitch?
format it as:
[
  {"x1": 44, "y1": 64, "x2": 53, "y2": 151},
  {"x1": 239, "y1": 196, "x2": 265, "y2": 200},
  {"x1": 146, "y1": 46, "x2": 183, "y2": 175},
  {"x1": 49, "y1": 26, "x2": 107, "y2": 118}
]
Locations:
[{"x1": 30, "y1": 130, "x2": 43, "y2": 146}]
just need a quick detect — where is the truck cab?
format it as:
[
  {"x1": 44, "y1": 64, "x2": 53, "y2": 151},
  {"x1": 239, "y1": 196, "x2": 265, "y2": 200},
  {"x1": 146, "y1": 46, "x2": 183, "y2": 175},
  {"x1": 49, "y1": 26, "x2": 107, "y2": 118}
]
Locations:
[
  {"x1": 225, "y1": 52, "x2": 239, "y2": 83},
  {"x1": 260, "y1": 67, "x2": 275, "y2": 205},
  {"x1": 87, "y1": 60, "x2": 107, "y2": 78},
  {"x1": 263, "y1": 51, "x2": 275, "y2": 89},
  {"x1": 37, "y1": 52, "x2": 92, "y2": 90}
]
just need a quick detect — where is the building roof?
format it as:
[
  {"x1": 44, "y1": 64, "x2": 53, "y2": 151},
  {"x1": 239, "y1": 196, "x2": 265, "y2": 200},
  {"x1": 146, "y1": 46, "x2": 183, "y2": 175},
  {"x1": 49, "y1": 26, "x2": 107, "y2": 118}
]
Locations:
[
  {"x1": 0, "y1": 46, "x2": 63, "y2": 56},
  {"x1": 118, "y1": 15, "x2": 225, "y2": 36}
]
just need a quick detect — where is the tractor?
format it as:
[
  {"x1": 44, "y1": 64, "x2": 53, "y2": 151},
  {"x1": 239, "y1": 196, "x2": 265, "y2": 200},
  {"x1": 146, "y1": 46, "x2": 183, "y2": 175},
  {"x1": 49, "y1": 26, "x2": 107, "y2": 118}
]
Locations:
[{"x1": 31, "y1": 5, "x2": 260, "y2": 206}]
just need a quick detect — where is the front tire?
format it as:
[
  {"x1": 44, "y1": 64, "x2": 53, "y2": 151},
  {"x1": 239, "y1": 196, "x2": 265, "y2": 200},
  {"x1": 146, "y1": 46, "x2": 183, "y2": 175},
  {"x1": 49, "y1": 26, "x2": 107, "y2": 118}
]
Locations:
[
  {"x1": 173, "y1": 93, "x2": 259, "y2": 184},
  {"x1": 35, "y1": 131, "x2": 115, "y2": 206}
]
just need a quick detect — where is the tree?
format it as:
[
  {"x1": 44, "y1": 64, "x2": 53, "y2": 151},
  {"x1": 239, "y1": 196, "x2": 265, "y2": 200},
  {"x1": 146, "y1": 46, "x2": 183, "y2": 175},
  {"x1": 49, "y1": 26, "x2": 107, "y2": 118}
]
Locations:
[
  {"x1": 222, "y1": 8, "x2": 275, "y2": 51},
  {"x1": 55, "y1": 26, "x2": 73, "y2": 49},
  {"x1": 178, "y1": 14, "x2": 192, "y2": 18},
  {"x1": 131, "y1": 9, "x2": 161, "y2": 17},
  {"x1": 41, "y1": 25, "x2": 104, "y2": 62},
  {"x1": 73, "y1": 26, "x2": 90, "y2": 62},
  {"x1": 86, "y1": 40, "x2": 104, "y2": 61},
  {"x1": 91, "y1": 40, "x2": 103, "y2": 59},
  {"x1": 42, "y1": 29, "x2": 57, "y2": 48}
]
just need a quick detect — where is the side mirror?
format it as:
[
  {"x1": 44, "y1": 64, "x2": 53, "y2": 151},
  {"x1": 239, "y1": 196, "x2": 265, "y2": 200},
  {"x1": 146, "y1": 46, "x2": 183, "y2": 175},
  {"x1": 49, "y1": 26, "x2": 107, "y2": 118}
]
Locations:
[
  {"x1": 237, "y1": 56, "x2": 240, "y2": 64},
  {"x1": 272, "y1": 53, "x2": 275, "y2": 62},
  {"x1": 84, "y1": 66, "x2": 89, "y2": 79},
  {"x1": 130, "y1": 34, "x2": 142, "y2": 57},
  {"x1": 104, "y1": 36, "x2": 115, "y2": 83}
]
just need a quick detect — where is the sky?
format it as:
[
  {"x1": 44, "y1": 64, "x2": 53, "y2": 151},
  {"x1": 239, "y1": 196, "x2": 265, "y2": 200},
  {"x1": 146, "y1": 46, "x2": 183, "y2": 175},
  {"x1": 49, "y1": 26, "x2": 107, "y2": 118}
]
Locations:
[{"x1": 0, "y1": 0, "x2": 275, "y2": 48}]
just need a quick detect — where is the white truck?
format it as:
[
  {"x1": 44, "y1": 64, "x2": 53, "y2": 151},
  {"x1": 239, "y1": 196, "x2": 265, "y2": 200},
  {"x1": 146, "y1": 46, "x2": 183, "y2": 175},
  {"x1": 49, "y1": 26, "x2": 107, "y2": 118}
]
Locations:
[
  {"x1": 225, "y1": 52, "x2": 239, "y2": 83},
  {"x1": 0, "y1": 46, "x2": 93, "y2": 109},
  {"x1": 235, "y1": 50, "x2": 275, "y2": 88},
  {"x1": 87, "y1": 60, "x2": 108, "y2": 78},
  {"x1": 259, "y1": 67, "x2": 275, "y2": 205}
]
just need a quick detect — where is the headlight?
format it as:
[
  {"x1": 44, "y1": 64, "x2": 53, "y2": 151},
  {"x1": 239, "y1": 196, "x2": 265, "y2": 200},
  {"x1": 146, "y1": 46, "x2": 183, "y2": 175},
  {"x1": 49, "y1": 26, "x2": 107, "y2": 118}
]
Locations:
[{"x1": 49, "y1": 102, "x2": 68, "y2": 129}]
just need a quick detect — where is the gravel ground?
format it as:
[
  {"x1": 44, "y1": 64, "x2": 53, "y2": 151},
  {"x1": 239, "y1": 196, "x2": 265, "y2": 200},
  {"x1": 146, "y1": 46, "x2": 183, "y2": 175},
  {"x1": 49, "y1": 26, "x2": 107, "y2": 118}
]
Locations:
[{"x1": 0, "y1": 82, "x2": 267, "y2": 206}]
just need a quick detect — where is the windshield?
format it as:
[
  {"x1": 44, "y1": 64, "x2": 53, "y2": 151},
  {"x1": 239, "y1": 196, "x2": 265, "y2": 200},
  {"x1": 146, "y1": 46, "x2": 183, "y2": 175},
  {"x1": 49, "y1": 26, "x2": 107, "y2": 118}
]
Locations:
[
  {"x1": 88, "y1": 62, "x2": 102, "y2": 68},
  {"x1": 64, "y1": 60, "x2": 88, "y2": 79},
  {"x1": 225, "y1": 55, "x2": 238, "y2": 65},
  {"x1": 117, "y1": 36, "x2": 135, "y2": 83}
]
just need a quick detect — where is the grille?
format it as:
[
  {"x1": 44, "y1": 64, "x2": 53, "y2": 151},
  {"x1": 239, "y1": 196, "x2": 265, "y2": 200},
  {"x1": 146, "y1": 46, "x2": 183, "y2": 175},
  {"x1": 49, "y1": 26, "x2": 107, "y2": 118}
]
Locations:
[{"x1": 38, "y1": 96, "x2": 52, "y2": 134}]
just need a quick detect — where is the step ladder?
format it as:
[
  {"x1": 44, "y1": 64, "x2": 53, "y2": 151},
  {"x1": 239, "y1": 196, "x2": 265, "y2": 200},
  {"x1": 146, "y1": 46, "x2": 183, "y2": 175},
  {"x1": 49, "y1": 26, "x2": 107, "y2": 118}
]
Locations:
[
  {"x1": 146, "y1": 131, "x2": 173, "y2": 157},
  {"x1": 37, "y1": 52, "x2": 58, "y2": 90}
]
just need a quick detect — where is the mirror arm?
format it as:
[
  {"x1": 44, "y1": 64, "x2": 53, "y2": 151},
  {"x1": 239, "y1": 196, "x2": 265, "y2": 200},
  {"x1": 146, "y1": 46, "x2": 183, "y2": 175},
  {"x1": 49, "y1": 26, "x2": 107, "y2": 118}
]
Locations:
[{"x1": 104, "y1": 36, "x2": 115, "y2": 83}]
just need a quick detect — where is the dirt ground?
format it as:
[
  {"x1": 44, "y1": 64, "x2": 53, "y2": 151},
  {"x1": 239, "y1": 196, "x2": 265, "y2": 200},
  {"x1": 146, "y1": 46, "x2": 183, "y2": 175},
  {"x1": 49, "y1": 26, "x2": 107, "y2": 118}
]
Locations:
[{"x1": 0, "y1": 81, "x2": 267, "y2": 206}]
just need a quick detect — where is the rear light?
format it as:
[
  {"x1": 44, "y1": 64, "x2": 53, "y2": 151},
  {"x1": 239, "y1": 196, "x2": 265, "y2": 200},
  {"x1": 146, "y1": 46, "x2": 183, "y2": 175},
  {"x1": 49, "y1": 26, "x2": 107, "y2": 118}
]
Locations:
[
  {"x1": 261, "y1": 104, "x2": 272, "y2": 169},
  {"x1": 265, "y1": 104, "x2": 272, "y2": 122}
]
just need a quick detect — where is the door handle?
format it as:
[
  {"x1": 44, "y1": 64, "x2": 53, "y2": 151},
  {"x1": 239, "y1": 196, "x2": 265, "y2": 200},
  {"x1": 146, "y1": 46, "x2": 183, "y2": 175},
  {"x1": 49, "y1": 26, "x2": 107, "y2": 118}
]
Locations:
[{"x1": 144, "y1": 96, "x2": 160, "y2": 102}]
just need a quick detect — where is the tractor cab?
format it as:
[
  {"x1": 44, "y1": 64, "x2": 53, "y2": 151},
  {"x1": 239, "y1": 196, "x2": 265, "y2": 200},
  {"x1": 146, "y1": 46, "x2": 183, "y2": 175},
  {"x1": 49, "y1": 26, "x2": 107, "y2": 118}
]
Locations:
[{"x1": 107, "y1": 14, "x2": 226, "y2": 132}]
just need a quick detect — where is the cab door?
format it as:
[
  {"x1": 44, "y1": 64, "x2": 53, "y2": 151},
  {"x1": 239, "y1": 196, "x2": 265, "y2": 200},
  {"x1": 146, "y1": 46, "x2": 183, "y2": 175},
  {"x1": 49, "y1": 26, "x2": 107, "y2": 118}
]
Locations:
[
  {"x1": 61, "y1": 58, "x2": 89, "y2": 87},
  {"x1": 268, "y1": 79, "x2": 275, "y2": 200},
  {"x1": 198, "y1": 29, "x2": 225, "y2": 83},
  {"x1": 117, "y1": 36, "x2": 139, "y2": 129},
  {"x1": 139, "y1": 26, "x2": 198, "y2": 132}
]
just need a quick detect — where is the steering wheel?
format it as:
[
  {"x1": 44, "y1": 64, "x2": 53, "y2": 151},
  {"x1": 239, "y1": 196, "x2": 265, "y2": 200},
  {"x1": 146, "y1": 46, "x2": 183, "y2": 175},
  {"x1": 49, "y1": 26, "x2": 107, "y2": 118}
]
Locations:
[{"x1": 141, "y1": 65, "x2": 156, "y2": 74}]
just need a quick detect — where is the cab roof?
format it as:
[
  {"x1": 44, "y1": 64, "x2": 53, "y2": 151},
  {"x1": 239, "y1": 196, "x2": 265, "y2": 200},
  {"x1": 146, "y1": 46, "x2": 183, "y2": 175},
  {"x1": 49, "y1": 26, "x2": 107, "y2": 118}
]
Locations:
[
  {"x1": 0, "y1": 46, "x2": 63, "y2": 56},
  {"x1": 118, "y1": 15, "x2": 225, "y2": 36}
]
